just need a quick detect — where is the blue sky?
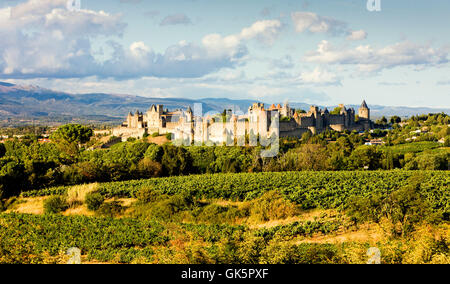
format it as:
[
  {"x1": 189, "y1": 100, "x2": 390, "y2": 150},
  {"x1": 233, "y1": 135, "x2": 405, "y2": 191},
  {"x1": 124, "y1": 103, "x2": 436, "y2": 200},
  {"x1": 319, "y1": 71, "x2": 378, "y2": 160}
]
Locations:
[{"x1": 0, "y1": 0, "x2": 449, "y2": 107}]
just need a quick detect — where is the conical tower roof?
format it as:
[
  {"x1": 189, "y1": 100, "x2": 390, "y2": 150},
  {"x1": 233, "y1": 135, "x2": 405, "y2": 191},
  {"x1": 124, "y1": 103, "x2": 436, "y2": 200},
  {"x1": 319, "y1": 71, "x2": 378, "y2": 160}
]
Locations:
[{"x1": 361, "y1": 100, "x2": 368, "y2": 109}]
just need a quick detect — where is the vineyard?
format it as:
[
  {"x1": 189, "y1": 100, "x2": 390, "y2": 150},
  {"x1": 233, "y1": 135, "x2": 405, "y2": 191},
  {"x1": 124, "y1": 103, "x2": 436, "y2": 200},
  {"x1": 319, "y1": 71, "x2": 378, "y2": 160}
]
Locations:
[
  {"x1": 21, "y1": 171, "x2": 450, "y2": 212},
  {"x1": 0, "y1": 212, "x2": 351, "y2": 264},
  {"x1": 1, "y1": 170, "x2": 449, "y2": 264},
  {"x1": 0, "y1": 213, "x2": 167, "y2": 263}
]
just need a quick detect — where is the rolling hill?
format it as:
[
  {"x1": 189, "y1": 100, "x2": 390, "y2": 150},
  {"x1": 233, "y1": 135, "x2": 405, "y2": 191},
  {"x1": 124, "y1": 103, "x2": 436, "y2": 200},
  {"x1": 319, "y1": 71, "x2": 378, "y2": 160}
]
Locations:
[{"x1": 0, "y1": 81, "x2": 448, "y2": 125}]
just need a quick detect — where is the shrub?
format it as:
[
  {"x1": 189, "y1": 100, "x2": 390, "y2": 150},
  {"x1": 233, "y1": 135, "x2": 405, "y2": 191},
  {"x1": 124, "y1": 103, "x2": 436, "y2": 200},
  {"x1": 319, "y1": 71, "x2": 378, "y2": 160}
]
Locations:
[
  {"x1": 249, "y1": 191, "x2": 299, "y2": 222},
  {"x1": 85, "y1": 192, "x2": 105, "y2": 211},
  {"x1": 260, "y1": 241, "x2": 342, "y2": 264},
  {"x1": 137, "y1": 186, "x2": 160, "y2": 203},
  {"x1": 97, "y1": 201, "x2": 124, "y2": 217},
  {"x1": 44, "y1": 196, "x2": 68, "y2": 214},
  {"x1": 137, "y1": 158, "x2": 162, "y2": 178},
  {"x1": 193, "y1": 204, "x2": 245, "y2": 224}
]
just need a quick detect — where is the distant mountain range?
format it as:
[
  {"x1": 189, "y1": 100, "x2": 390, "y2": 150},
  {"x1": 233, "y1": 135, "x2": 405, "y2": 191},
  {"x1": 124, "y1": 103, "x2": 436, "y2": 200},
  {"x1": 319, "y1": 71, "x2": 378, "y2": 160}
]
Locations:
[{"x1": 0, "y1": 81, "x2": 448, "y2": 125}]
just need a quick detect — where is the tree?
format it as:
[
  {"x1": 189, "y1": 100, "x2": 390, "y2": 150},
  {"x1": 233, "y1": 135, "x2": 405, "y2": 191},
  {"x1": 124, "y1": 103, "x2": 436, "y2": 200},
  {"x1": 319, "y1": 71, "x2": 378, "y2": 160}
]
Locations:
[
  {"x1": 383, "y1": 150, "x2": 395, "y2": 170},
  {"x1": 161, "y1": 145, "x2": 192, "y2": 176},
  {"x1": 383, "y1": 176, "x2": 437, "y2": 237},
  {"x1": 51, "y1": 124, "x2": 93, "y2": 145},
  {"x1": 390, "y1": 116, "x2": 401, "y2": 124},
  {"x1": 0, "y1": 143, "x2": 5, "y2": 158},
  {"x1": 301, "y1": 131, "x2": 312, "y2": 143},
  {"x1": 376, "y1": 116, "x2": 388, "y2": 125},
  {"x1": 444, "y1": 136, "x2": 450, "y2": 147},
  {"x1": 280, "y1": 144, "x2": 329, "y2": 171},
  {"x1": 348, "y1": 146, "x2": 382, "y2": 170},
  {"x1": 330, "y1": 107, "x2": 342, "y2": 115},
  {"x1": 346, "y1": 175, "x2": 439, "y2": 237},
  {"x1": 137, "y1": 158, "x2": 162, "y2": 178}
]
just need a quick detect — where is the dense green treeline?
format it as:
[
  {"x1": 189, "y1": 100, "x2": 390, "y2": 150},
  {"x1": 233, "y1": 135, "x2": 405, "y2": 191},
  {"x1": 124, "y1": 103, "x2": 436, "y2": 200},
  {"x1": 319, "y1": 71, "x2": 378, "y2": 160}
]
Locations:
[{"x1": 0, "y1": 114, "x2": 448, "y2": 197}]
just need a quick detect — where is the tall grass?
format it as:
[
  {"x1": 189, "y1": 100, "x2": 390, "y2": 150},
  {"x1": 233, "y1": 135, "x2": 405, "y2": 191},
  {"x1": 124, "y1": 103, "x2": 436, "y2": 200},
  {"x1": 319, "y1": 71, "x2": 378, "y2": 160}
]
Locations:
[{"x1": 66, "y1": 183, "x2": 99, "y2": 208}]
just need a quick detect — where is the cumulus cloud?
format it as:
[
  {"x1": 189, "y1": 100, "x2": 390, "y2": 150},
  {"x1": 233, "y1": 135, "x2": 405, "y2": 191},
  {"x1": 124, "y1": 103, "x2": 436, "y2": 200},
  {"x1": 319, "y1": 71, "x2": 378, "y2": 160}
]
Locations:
[
  {"x1": 202, "y1": 19, "x2": 282, "y2": 58},
  {"x1": 0, "y1": 0, "x2": 126, "y2": 78},
  {"x1": 160, "y1": 13, "x2": 192, "y2": 26},
  {"x1": 0, "y1": 0, "x2": 282, "y2": 80},
  {"x1": 240, "y1": 20, "x2": 282, "y2": 45},
  {"x1": 299, "y1": 67, "x2": 341, "y2": 86},
  {"x1": 291, "y1": 11, "x2": 348, "y2": 35},
  {"x1": 304, "y1": 40, "x2": 449, "y2": 73},
  {"x1": 291, "y1": 11, "x2": 367, "y2": 41}
]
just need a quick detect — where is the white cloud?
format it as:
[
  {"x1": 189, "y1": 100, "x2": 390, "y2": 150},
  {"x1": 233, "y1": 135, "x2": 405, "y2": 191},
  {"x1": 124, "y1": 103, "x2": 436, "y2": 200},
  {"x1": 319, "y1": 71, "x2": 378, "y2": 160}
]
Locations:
[
  {"x1": 299, "y1": 67, "x2": 341, "y2": 86},
  {"x1": 291, "y1": 11, "x2": 368, "y2": 42},
  {"x1": 202, "y1": 19, "x2": 282, "y2": 57},
  {"x1": 0, "y1": 0, "x2": 282, "y2": 80},
  {"x1": 239, "y1": 20, "x2": 282, "y2": 45},
  {"x1": 0, "y1": 0, "x2": 126, "y2": 78},
  {"x1": 304, "y1": 40, "x2": 449, "y2": 73},
  {"x1": 291, "y1": 11, "x2": 348, "y2": 35},
  {"x1": 347, "y1": 30, "x2": 367, "y2": 41},
  {"x1": 129, "y1": 41, "x2": 151, "y2": 58}
]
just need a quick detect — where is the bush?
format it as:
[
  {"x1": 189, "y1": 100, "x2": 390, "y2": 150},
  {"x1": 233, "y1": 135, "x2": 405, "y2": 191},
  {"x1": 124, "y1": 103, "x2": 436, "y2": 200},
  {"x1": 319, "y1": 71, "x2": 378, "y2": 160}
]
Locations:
[
  {"x1": 0, "y1": 143, "x2": 5, "y2": 158},
  {"x1": 97, "y1": 201, "x2": 124, "y2": 217},
  {"x1": 85, "y1": 192, "x2": 105, "y2": 211},
  {"x1": 249, "y1": 191, "x2": 299, "y2": 222},
  {"x1": 44, "y1": 196, "x2": 68, "y2": 214},
  {"x1": 193, "y1": 204, "x2": 245, "y2": 224},
  {"x1": 137, "y1": 158, "x2": 162, "y2": 178},
  {"x1": 137, "y1": 186, "x2": 160, "y2": 203}
]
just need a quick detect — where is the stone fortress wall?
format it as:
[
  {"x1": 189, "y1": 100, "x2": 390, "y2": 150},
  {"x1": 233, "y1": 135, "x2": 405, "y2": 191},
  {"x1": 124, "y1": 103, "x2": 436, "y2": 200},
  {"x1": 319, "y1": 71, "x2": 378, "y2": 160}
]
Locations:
[{"x1": 112, "y1": 101, "x2": 372, "y2": 143}]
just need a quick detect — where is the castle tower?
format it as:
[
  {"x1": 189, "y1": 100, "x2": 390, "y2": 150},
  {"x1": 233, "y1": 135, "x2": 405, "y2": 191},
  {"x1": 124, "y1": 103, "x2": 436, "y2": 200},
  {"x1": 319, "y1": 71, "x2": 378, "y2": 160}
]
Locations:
[
  {"x1": 126, "y1": 112, "x2": 133, "y2": 127},
  {"x1": 281, "y1": 103, "x2": 291, "y2": 118},
  {"x1": 146, "y1": 104, "x2": 163, "y2": 130},
  {"x1": 186, "y1": 106, "x2": 193, "y2": 122},
  {"x1": 358, "y1": 100, "x2": 370, "y2": 120}
]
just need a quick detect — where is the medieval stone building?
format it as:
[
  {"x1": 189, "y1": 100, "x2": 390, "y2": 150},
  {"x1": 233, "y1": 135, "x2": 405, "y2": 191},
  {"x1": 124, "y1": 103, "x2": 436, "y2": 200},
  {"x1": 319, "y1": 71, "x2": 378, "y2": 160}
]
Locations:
[{"x1": 112, "y1": 101, "x2": 372, "y2": 143}]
